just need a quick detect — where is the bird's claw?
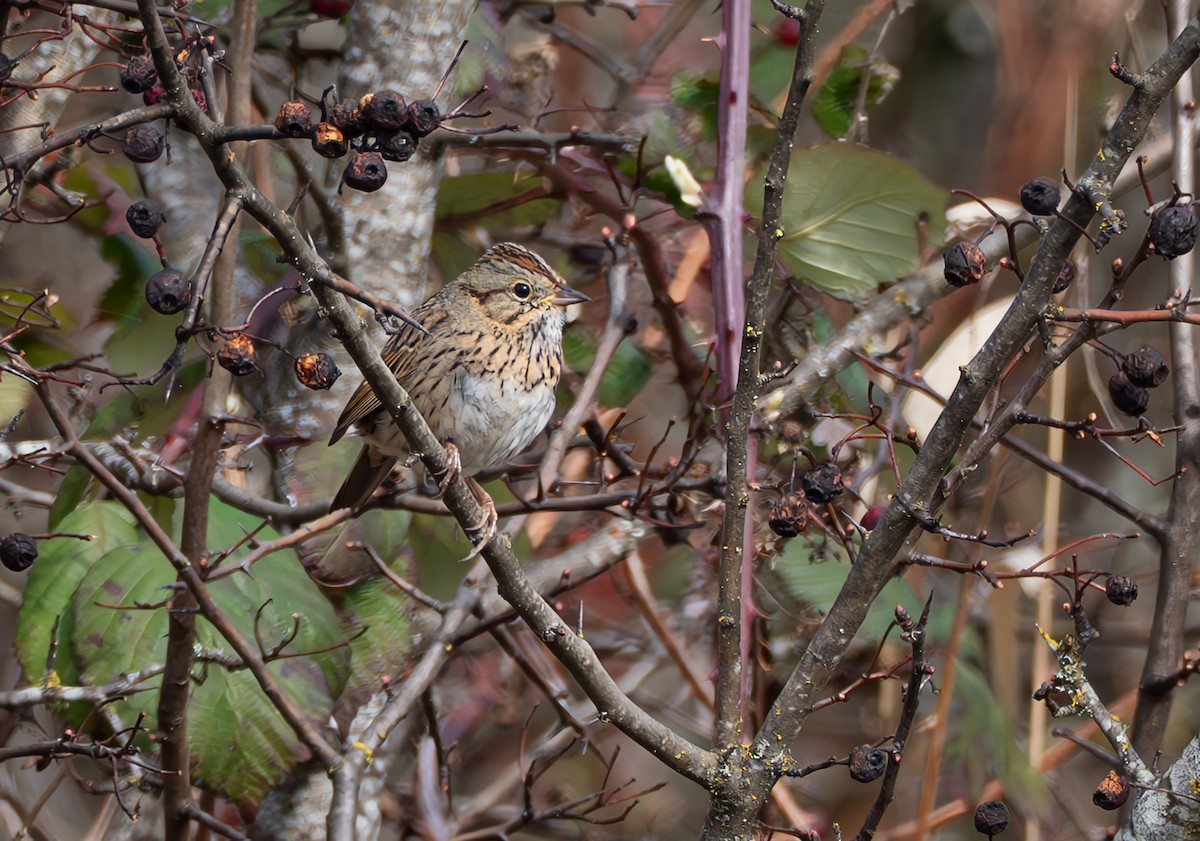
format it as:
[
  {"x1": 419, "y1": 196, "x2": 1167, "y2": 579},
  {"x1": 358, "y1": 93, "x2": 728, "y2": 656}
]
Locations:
[
  {"x1": 459, "y1": 478, "x2": 499, "y2": 562},
  {"x1": 434, "y1": 442, "x2": 462, "y2": 497}
]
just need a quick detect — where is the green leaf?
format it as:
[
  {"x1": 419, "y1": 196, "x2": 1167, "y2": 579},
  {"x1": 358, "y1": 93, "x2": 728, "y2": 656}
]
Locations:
[
  {"x1": 748, "y1": 144, "x2": 947, "y2": 303},
  {"x1": 563, "y1": 330, "x2": 595, "y2": 373},
  {"x1": 774, "y1": 533, "x2": 918, "y2": 640},
  {"x1": 329, "y1": 573, "x2": 413, "y2": 697},
  {"x1": 16, "y1": 502, "x2": 141, "y2": 685},
  {"x1": 951, "y1": 660, "x2": 1050, "y2": 806},
  {"x1": 48, "y1": 465, "x2": 94, "y2": 530},
  {"x1": 811, "y1": 45, "x2": 901, "y2": 139},
  {"x1": 435, "y1": 172, "x2": 556, "y2": 229},
  {"x1": 70, "y1": 538, "x2": 171, "y2": 728},
  {"x1": 205, "y1": 496, "x2": 280, "y2": 553},
  {"x1": 19, "y1": 496, "x2": 351, "y2": 805},
  {"x1": 563, "y1": 333, "x2": 652, "y2": 407},
  {"x1": 669, "y1": 72, "x2": 720, "y2": 139},
  {"x1": 240, "y1": 229, "x2": 290, "y2": 285},
  {"x1": 597, "y1": 340, "x2": 652, "y2": 407},
  {"x1": 191, "y1": 551, "x2": 348, "y2": 803},
  {"x1": 0, "y1": 374, "x2": 31, "y2": 427},
  {"x1": 97, "y1": 236, "x2": 161, "y2": 340}
]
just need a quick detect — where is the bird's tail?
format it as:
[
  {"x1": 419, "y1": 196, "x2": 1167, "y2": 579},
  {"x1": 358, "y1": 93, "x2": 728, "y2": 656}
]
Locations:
[{"x1": 330, "y1": 447, "x2": 398, "y2": 513}]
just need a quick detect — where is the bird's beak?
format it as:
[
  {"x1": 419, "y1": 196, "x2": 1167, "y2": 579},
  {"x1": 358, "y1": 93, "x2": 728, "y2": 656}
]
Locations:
[{"x1": 547, "y1": 285, "x2": 590, "y2": 307}]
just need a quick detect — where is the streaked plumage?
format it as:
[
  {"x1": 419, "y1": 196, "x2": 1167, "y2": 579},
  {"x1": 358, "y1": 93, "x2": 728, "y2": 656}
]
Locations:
[{"x1": 329, "y1": 242, "x2": 586, "y2": 512}]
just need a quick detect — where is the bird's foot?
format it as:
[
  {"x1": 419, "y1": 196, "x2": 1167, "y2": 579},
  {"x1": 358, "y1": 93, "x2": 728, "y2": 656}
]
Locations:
[
  {"x1": 433, "y1": 442, "x2": 463, "y2": 497},
  {"x1": 460, "y1": 477, "x2": 500, "y2": 562}
]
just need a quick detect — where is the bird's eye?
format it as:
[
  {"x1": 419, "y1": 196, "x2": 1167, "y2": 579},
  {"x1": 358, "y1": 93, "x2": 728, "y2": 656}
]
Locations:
[{"x1": 512, "y1": 281, "x2": 532, "y2": 299}]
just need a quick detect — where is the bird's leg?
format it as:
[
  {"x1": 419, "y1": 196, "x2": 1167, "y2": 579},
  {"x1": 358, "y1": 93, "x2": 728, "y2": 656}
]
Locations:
[
  {"x1": 459, "y1": 476, "x2": 499, "y2": 561},
  {"x1": 432, "y1": 441, "x2": 463, "y2": 497}
]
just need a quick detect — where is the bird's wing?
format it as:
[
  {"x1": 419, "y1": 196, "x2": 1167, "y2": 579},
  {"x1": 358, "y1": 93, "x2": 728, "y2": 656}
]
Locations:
[{"x1": 329, "y1": 309, "x2": 433, "y2": 444}]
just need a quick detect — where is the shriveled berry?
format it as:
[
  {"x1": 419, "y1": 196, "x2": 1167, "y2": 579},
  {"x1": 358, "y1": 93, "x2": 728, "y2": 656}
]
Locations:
[
  {"x1": 1092, "y1": 770, "x2": 1130, "y2": 810},
  {"x1": 310, "y1": 0, "x2": 354, "y2": 17},
  {"x1": 378, "y1": 130, "x2": 417, "y2": 163},
  {"x1": 341, "y1": 151, "x2": 387, "y2": 193},
  {"x1": 120, "y1": 54, "x2": 157, "y2": 94},
  {"x1": 294, "y1": 352, "x2": 341, "y2": 390},
  {"x1": 311, "y1": 123, "x2": 348, "y2": 158},
  {"x1": 847, "y1": 745, "x2": 887, "y2": 783},
  {"x1": 126, "y1": 199, "x2": 165, "y2": 239},
  {"x1": 768, "y1": 493, "x2": 807, "y2": 538},
  {"x1": 1148, "y1": 204, "x2": 1197, "y2": 259},
  {"x1": 943, "y1": 241, "x2": 987, "y2": 288},
  {"x1": 402, "y1": 98, "x2": 441, "y2": 137},
  {"x1": 973, "y1": 800, "x2": 1009, "y2": 837},
  {"x1": 145, "y1": 268, "x2": 192, "y2": 315},
  {"x1": 275, "y1": 100, "x2": 313, "y2": 138},
  {"x1": 217, "y1": 333, "x2": 257, "y2": 377},
  {"x1": 1053, "y1": 260, "x2": 1075, "y2": 294},
  {"x1": 1108, "y1": 371, "x2": 1149, "y2": 416},
  {"x1": 0, "y1": 533, "x2": 38, "y2": 572},
  {"x1": 1105, "y1": 575, "x2": 1138, "y2": 606},
  {"x1": 801, "y1": 463, "x2": 843, "y2": 505},
  {"x1": 1019, "y1": 176, "x2": 1060, "y2": 216},
  {"x1": 122, "y1": 125, "x2": 165, "y2": 163},
  {"x1": 330, "y1": 100, "x2": 365, "y2": 137},
  {"x1": 361, "y1": 89, "x2": 407, "y2": 132},
  {"x1": 1122, "y1": 345, "x2": 1169, "y2": 388}
]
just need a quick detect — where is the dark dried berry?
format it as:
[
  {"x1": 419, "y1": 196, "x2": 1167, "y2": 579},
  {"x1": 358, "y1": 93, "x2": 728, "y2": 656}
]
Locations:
[
  {"x1": 120, "y1": 54, "x2": 157, "y2": 94},
  {"x1": 1053, "y1": 260, "x2": 1075, "y2": 294},
  {"x1": 1105, "y1": 575, "x2": 1138, "y2": 606},
  {"x1": 122, "y1": 125, "x2": 165, "y2": 163},
  {"x1": 378, "y1": 130, "x2": 417, "y2": 163},
  {"x1": 126, "y1": 199, "x2": 165, "y2": 239},
  {"x1": 1092, "y1": 770, "x2": 1130, "y2": 810},
  {"x1": 1122, "y1": 345, "x2": 1169, "y2": 388},
  {"x1": 1148, "y1": 204, "x2": 1197, "y2": 259},
  {"x1": 973, "y1": 800, "x2": 1010, "y2": 837},
  {"x1": 801, "y1": 463, "x2": 844, "y2": 505},
  {"x1": 768, "y1": 493, "x2": 807, "y2": 538},
  {"x1": 145, "y1": 268, "x2": 192, "y2": 315},
  {"x1": 294, "y1": 352, "x2": 341, "y2": 390},
  {"x1": 311, "y1": 123, "x2": 348, "y2": 158},
  {"x1": 847, "y1": 745, "x2": 887, "y2": 783},
  {"x1": 943, "y1": 241, "x2": 987, "y2": 288},
  {"x1": 310, "y1": 0, "x2": 354, "y2": 17},
  {"x1": 217, "y1": 333, "x2": 257, "y2": 377},
  {"x1": 402, "y1": 99, "x2": 441, "y2": 137},
  {"x1": 0, "y1": 533, "x2": 38, "y2": 572},
  {"x1": 1108, "y1": 371, "x2": 1149, "y2": 416},
  {"x1": 361, "y1": 89, "x2": 407, "y2": 132},
  {"x1": 330, "y1": 100, "x2": 365, "y2": 137},
  {"x1": 341, "y1": 151, "x2": 388, "y2": 193},
  {"x1": 275, "y1": 100, "x2": 313, "y2": 138},
  {"x1": 1019, "y1": 176, "x2": 1060, "y2": 216}
]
